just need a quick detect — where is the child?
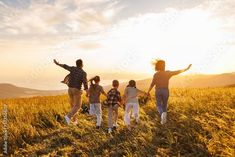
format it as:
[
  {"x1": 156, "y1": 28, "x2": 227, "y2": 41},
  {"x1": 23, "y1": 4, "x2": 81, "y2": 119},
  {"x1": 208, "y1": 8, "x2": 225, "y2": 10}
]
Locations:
[
  {"x1": 88, "y1": 76, "x2": 106, "y2": 129},
  {"x1": 147, "y1": 60, "x2": 191, "y2": 124},
  {"x1": 123, "y1": 80, "x2": 146, "y2": 130},
  {"x1": 107, "y1": 80, "x2": 122, "y2": 133}
]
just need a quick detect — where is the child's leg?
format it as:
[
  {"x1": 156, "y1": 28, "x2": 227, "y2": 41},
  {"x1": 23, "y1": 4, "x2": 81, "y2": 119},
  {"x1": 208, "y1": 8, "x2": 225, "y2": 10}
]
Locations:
[
  {"x1": 89, "y1": 104, "x2": 95, "y2": 115},
  {"x1": 124, "y1": 103, "x2": 132, "y2": 126},
  {"x1": 113, "y1": 105, "x2": 119, "y2": 127},
  {"x1": 133, "y1": 103, "x2": 140, "y2": 123},
  {"x1": 108, "y1": 105, "x2": 113, "y2": 128},
  {"x1": 95, "y1": 103, "x2": 102, "y2": 126}
]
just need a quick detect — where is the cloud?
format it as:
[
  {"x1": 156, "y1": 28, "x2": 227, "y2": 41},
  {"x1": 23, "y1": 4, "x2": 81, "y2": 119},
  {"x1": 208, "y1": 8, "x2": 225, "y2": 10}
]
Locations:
[
  {"x1": 78, "y1": 42, "x2": 102, "y2": 50},
  {"x1": 0, "y1": 0, "x2": 119, "y2": 37},
  {"x1": 199, "y1": 0, "x2": 235, "y2": 32}
]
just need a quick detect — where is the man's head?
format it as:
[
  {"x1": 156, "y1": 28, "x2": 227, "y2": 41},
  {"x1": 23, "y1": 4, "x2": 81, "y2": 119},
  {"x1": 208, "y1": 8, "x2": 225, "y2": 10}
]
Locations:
[{"x1": 76, "y1": 59, "x2": 83, "y2": 68}]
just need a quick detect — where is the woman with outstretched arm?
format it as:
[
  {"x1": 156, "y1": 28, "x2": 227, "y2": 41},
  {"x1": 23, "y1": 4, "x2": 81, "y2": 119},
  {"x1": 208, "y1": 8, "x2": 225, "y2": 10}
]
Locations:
[{"x1": 147, "y1": 60, "x2": 192, "y2": 124}]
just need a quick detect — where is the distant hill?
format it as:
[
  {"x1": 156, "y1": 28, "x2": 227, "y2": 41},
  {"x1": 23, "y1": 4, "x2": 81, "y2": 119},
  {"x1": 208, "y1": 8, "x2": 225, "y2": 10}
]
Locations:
[
  {"x1": 0, "y1": 83, "x2": 66, "y2": 99},
  {"x1": 104, "y1": 72, "x2": 235, "y2": 91},
  {"x1": 1, "y1": 73, "x2": 234, "y2": 98},
  {"x1": 225, "y1": 84, "x2": 235, "y2": 87}
]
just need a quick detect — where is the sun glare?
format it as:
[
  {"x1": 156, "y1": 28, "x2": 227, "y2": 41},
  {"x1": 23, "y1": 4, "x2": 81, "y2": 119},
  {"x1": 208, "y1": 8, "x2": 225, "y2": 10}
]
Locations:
[{"x1": 103, "y1": 9, "x2": 114, "y2": 19}]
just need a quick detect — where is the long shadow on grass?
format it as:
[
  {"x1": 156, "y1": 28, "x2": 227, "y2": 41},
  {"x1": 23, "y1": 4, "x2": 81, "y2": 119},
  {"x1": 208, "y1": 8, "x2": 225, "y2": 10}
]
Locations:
[
  {"x1": 90, "y1": 106, "x2": 159, "y2": 157},
  {"x1": 90, "y1": 127, "x2": 157, "y2": 157},
  {"x1": 150, "y1": 109, "x2": 212, "y2": 157},
  {"x1": 14, "y1": 126, "x2": 82, "y2": 156}
]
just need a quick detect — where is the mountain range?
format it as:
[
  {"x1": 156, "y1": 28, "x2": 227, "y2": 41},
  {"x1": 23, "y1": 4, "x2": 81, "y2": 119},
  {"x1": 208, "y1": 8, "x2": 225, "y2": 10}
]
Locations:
[
  {"x1": 1, "y1": 72, "x2": 235, "y2": 99},
  {"x1": 0, "y1": 83, "x2": 66, "y2": 99}
]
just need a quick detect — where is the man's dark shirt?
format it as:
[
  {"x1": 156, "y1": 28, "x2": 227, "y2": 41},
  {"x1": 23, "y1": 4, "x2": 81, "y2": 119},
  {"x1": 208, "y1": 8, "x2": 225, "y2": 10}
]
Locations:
[{"x1": 62, "y1": 64, "x2": 88, "y2": 90}]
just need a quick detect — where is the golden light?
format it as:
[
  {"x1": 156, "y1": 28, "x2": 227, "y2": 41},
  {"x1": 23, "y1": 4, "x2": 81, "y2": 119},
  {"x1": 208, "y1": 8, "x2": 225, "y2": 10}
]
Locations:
[{"x1": 103, "y1": 9, "x2": 114, "y2": 19}]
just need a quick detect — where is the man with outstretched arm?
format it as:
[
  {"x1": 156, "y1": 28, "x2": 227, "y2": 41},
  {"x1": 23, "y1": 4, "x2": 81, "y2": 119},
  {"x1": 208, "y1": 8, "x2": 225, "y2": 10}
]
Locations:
[{"x1": 54, "y1": 59, "x2": 88, "y2": 125}]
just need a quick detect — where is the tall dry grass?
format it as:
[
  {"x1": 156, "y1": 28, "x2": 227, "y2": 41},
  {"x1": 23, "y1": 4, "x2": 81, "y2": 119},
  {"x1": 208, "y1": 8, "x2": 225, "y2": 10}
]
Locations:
[{"x1": 0, "y1": 88, "x2": 234, "y2": 156}]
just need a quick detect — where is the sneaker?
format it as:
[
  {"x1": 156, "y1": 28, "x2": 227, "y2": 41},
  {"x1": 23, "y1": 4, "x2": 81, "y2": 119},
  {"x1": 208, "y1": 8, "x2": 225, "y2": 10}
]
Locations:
[
  {"x1": 64, "y1": 115, "x2": 71, "y2": 125},
  {"x1": 113, "y1": 122, "x2": 119, "y2": 127},
  {"x1": 161, "y1": 112, "x2": 167, "y2": 124},
  {"x1": 108, "y1": 128, "x2": 112, "y2": 133},
  {"x1": 72, "y1": 120, "x2": 78, "y2": 125},
  {"x1": 135, "y1": 119, "x2": 140, "y2": 125},
  {"x1": 127, "y1": 125, "x2": 132, "y2": 131},
  {"x1": 96, "y1": 126, "x2": 100, "y2": 129}
]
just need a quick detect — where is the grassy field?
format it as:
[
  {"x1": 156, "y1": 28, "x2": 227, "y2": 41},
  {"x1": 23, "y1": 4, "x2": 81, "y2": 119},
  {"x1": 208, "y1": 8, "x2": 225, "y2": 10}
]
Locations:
[{"x1": 0, "y1": 88, "x2": 235, "y2": 156}]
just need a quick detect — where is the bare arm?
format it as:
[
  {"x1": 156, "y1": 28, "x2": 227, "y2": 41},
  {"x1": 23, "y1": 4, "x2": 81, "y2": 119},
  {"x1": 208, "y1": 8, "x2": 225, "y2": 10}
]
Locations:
[
  {"x1": 117, "y1": 91, "x2": 122, "y2": 106},
  {"x1": 147, "y1": 74, "x2": 156, "y2": 94},
  {"x1": 137, "y1": 88, "x2": 146, "y2": 95},
  {"x1": 170, "y1": 64, "x2": 192, "y2": 76},
  {"x1": 101, "y1": 87, "x2": 107, "y2": 97},
  {"x1": 122, "y1": 88, "x2": 128, "y2": 104}
]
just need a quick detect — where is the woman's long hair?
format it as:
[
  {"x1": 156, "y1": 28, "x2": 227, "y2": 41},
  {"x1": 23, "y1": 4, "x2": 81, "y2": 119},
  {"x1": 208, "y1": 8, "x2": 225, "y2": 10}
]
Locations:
[{"x1": 152, "y1": 59, "x2": 165, "y2": 71}]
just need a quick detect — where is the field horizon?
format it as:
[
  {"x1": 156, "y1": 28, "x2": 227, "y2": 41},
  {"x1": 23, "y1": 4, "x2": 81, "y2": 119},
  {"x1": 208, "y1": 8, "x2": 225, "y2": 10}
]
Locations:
[{"x1": 1, "y1": 72, "x2": 235, "y2": 99}]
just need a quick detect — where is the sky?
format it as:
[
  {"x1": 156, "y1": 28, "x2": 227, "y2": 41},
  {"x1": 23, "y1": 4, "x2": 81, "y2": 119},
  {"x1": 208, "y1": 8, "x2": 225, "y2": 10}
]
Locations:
[{"x1": 0, "y1": 0, "x2": 235, "y2": 89}]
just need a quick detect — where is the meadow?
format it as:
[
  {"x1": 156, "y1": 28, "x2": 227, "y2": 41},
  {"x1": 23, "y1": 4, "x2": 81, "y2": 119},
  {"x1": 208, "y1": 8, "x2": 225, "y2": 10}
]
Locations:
[{"x1": 0, "y1": 88, "x2": 234, "y2": 157}]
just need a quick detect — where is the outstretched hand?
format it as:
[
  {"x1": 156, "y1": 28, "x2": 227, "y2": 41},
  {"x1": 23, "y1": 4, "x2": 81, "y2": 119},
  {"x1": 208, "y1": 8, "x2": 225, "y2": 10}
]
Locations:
[
  {"x1": 53, "y1": 59, "x2": 59, "y2": 65},
  {"x1": 186, "y1": 64, "x2": 192, "y2": 71}
]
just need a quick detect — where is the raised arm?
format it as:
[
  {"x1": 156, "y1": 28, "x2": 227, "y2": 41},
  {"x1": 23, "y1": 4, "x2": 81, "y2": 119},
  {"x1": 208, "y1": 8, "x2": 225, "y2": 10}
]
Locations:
[
  {"x1": 170, "y1": 64, "x2": 192, "y2": 76},
  {"x1": 53, "y1": 59, "x2": 72, "y2": 71},
  {"x1": 53, "y1": 59, "x2": 63, "y2": 67}
]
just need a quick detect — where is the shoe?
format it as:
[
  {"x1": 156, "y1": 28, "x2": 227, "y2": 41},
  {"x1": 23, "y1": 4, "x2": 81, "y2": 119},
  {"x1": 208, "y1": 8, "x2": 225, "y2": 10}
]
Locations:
[
  {"x1": 72, "y1": 120, "x2": 78, "y2": 125},
  {"x1": 108, "y1": 128, "x2": 112, "y2": 133},
  {"x1": 96, "y1": 126, "x2": 100, "y2": 129},
  {"x1": 64, "y1": 115, "x2": 71, "y2": 125},
  {"x1": 127, "y1": 125, "x2": 132, "y2": 131},
  {"x1": 135, "y1": 119, "x2": 140, "y2": 125},
  {"x1": 161, "y1": 112, "x2": 167, "y2": 124}
]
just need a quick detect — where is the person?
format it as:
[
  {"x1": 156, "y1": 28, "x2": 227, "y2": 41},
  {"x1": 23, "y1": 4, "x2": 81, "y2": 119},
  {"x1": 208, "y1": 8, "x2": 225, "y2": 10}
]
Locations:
[
  {"x1": 107, "y1": 80, "x2": 122, "y2": 133},
  {"x1": 88, "y1": 76, "x2": 107, "y2": 129},
  {"x1": 147, "y1": 60, "x2": 192, "y2": 124},
  {"x1": 53, "y1": 59, "x2": 88, "y2": 125},
  {"x1": 123, "y1": 80, "x2": 146, "y2": 130}
]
